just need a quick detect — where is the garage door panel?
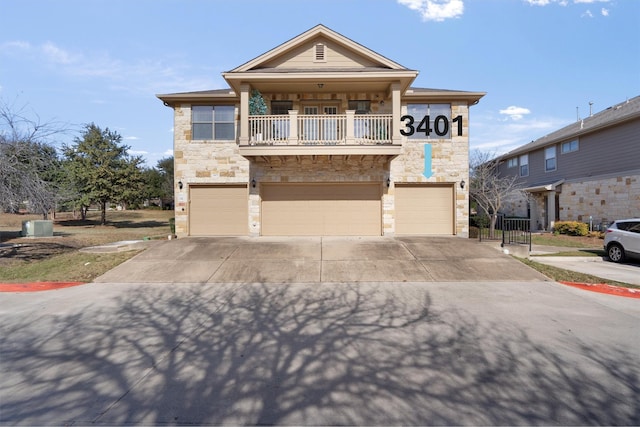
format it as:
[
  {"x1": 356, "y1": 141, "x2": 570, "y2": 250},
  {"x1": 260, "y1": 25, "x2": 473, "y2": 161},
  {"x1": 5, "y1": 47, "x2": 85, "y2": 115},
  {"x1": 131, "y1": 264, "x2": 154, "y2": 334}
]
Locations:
[
  {"x1": 190, "y1": 185, "x2": 248, "y2": 236},
  {"x1": 395, "y1": 185, "x2": 454, "y2": 235},
  {"x1": 261, "y1": 183, "x2": 381, "y2": 236}
]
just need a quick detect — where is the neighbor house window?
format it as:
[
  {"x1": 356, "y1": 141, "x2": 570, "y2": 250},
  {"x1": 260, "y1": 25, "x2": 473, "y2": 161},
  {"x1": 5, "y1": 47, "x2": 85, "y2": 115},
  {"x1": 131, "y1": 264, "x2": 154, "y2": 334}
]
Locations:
[
  {"x1": 271, "y1": 101, "x2": 293, "y2": 115},
  {"x1": 192, "y1": 105, "x2": 235, "y2": 140},
  {"x1": 507, "y1": 157, "x2": 518, "y2": 168},
  {"x1": 519, "y1": 154, "x2": 529, "y2": 177},
  {"x1": 406, "y1": 104, "x2": 452, "y2": 139},
  {"x1": 545, "y1": 146, "x2": 557, "y2": 172},
  {"x1": 561, "y1": 139, "x2": 579, "y2": 153}
]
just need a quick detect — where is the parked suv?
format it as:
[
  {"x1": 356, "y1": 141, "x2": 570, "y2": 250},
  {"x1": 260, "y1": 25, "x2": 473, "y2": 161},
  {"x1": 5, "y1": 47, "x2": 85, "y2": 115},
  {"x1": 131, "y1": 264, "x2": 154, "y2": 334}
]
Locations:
[{"x1": 604, "y1": 218, "x2": 640, "y2": 263}]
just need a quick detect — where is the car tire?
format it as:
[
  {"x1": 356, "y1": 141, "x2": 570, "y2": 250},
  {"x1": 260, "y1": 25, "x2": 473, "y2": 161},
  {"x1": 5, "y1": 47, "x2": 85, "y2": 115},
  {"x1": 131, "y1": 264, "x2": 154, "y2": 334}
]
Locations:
[{"x1": 607, "y1": 243, "x2": 625, "y2": 263}]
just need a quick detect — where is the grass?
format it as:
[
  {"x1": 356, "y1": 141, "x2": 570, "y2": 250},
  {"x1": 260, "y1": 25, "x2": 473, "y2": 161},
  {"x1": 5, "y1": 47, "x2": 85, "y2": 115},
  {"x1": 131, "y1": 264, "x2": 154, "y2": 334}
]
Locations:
[
  {"x1": 518, "y1": 257, "x2": 640, "y2": 290},
  {"x1": 531, "y1": 233, "x2": 604, "y2": 249},
  {"x1": 0, "y1": 209, "x2": 174, "y2": 283}
]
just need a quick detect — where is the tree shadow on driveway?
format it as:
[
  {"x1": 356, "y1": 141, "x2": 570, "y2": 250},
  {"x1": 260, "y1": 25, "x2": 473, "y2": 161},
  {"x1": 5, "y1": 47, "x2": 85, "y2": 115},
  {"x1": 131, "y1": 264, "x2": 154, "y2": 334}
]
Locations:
[{"x1": 1, "y1": 283, "x2": 638, "y2": 425}]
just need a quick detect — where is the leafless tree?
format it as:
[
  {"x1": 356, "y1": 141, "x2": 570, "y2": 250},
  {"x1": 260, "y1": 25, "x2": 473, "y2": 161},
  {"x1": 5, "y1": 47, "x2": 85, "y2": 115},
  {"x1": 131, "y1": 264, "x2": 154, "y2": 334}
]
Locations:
[
  {"x1": 469, "y1": 150, "x2": 529, "y2": 238},
  {"x1": 0, "y1": 99, "x2": 68, "y2": 218}
]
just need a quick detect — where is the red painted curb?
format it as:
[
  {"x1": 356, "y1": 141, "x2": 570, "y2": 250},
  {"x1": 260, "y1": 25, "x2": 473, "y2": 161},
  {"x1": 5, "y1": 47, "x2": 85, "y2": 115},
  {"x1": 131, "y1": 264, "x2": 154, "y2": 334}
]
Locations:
[
  {"x1": 0, "y1": 282, "x2": 87, "y2": 293},
  {"x1": 559, "y1": 281, "x2": 640, "y2": 299}
]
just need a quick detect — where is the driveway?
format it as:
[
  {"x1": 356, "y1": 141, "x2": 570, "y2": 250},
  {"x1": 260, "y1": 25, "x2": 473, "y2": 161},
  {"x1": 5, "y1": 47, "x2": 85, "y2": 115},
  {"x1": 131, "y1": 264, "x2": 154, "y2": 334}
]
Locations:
[
  {"x1": 94, "y1": 236, "x2": 550, "y2": 284},
  {"x1": 1, "y1": 279, "x2": 639, "y2": 425},
  {"x1": 2, "y1": 237, "x2": 639, "y2": 425}
]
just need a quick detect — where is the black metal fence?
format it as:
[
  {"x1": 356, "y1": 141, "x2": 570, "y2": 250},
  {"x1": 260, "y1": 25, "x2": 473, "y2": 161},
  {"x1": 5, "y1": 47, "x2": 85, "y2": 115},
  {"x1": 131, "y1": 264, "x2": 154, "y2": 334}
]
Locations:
[{"x1": 475, "y1": 214, "x2": 532, "y2": 251}]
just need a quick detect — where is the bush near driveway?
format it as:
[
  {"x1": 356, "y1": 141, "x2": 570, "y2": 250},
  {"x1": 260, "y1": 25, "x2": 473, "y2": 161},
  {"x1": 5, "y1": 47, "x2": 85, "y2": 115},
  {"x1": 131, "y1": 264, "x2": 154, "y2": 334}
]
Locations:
[{"x1": 554, "y1": 221, "x2": 589, "y2": 236}]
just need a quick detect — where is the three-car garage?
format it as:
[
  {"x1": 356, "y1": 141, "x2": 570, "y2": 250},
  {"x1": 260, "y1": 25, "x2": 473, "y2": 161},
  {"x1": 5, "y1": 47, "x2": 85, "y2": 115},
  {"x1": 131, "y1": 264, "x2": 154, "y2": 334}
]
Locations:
[{"x1": 188, "y1": 183, "x2": 455, "y2": 236}]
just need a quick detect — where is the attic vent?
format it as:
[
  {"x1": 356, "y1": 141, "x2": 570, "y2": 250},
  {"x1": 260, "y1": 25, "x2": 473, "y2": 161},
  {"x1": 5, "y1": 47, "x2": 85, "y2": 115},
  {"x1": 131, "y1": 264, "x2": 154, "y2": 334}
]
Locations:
[{"x1": 314, "y1": 43, "x2": 326, "y2": 62}]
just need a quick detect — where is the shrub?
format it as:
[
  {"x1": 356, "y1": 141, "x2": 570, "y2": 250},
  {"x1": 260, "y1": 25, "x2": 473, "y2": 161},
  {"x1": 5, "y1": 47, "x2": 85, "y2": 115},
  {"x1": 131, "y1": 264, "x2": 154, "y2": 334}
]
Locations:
[{"x1": 553, "y1": 221, "x2": 589, "y2": 236}]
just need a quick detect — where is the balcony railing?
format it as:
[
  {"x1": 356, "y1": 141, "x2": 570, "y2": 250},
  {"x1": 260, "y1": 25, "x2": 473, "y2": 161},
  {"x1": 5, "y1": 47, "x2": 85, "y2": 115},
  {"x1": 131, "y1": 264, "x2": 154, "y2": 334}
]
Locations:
[{"x1": 248, "y1": 113, "x2": 393, "y2": 146}]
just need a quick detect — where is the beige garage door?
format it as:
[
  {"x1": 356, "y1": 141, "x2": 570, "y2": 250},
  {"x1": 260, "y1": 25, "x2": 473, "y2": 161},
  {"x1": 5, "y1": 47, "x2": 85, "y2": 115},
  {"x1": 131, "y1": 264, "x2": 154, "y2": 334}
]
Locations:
[
  {"x1": 189, "y1": 185, "x2": 248, "y2": 236},
  {"x1": 395, "y1": 184, "x2": 454, "y2": 235},
  {"x1": 261, "y1": 183, "x2": 381, "y2": 236}
]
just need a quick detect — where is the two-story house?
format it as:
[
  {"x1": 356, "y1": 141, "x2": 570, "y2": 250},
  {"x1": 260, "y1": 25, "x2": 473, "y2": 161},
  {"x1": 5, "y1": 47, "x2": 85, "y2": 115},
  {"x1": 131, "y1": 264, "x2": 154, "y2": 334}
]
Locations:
[
  {"x1": 158, "y1": 25, "x2": 484, "y2": 238},
  {"x1": 495, "y1": 96, "x2": 640, "y2": 231}
]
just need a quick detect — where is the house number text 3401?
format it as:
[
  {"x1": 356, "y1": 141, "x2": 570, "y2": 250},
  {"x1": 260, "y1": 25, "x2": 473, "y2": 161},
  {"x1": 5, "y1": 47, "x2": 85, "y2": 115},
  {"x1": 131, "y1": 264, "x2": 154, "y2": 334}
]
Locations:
[{"x1": 400, "y1": 115, "x2": 463, "y2": 137}]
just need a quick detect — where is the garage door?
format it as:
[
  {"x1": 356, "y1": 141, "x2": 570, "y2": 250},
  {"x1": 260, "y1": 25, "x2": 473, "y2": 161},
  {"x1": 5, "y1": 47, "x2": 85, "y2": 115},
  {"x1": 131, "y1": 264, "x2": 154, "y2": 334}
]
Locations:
[
  {"x1": 395, "y1": 184, "x2": 454, "y2": 235},
  {"x1": 261, "y1": 183, "x2": 381, "y2": 236},
  {"x1": 189, "y1": 185, "x2": 248, "y2": 236}
]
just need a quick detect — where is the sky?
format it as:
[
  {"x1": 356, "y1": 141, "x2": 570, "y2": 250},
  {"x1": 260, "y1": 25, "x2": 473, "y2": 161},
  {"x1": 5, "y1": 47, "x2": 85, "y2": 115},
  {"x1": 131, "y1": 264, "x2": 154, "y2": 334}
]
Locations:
[{"x1": 1, "y1": 0, "x2": 639, "y2": 167}]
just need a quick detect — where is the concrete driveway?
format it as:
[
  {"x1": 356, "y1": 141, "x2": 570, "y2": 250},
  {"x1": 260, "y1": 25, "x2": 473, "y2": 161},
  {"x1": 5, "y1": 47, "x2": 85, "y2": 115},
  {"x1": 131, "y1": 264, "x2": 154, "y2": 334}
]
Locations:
[{"x1": 95, "y1": 236, "x2": 550, "y2": 284}]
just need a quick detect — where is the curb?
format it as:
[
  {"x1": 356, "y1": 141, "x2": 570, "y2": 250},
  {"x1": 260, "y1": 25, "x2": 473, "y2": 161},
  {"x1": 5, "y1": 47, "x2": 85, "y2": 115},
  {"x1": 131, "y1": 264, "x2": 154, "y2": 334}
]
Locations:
[
  {"x1": 0, "y1": 282, "x2": 87, "y2": 293},
  {"x1": 559, "y1": 281, "x2": 640, "y2": 299}
]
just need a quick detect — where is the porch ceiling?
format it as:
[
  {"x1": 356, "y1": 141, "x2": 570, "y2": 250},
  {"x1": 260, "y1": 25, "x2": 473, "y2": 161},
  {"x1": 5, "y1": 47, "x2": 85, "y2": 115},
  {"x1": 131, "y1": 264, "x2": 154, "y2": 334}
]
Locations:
[{"x1": 239, "y1": 144, "x2": 401, "y2": 159}]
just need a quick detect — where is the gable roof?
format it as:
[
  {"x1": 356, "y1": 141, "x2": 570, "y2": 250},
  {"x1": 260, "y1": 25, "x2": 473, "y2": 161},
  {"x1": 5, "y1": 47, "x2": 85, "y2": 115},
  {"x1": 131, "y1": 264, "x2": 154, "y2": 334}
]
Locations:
[
  {"x1": 501, "y1": 95, "x2": 640, "y2": 159},
  {"x1": 221, "y1": 24, "x2": 419, "y2": 95},
  {"x1": 229, "y1": 24, "x2": 409, "y2": 73}
]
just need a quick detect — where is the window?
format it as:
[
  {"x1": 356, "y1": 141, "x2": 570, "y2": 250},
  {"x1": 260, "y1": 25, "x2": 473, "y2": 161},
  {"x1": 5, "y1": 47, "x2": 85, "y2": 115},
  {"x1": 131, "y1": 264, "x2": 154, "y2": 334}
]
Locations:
[
  {"x1": 271, "y1": 101, "x2": 293, "y2": 115},
  {"x1": 507, "y1": 158, "x2": 518, "y2": 168},
  {"x1": 192, "y1": 105, "x2": 235, "y2": 140},
  {"x1": 617, "y1": 221, "x2": 640, "y2": 233},
  {"x1": 519, "y1": 154, "x2": 529, "y2": 177},
  {"x1": 561, "y1": 139, "x2": 579, "y2": 153},
  {"x1": 545, "y1": 146, "x2": 556, "y2": 172},
  {"x1": 348, "y1": 100, "x2": 371, "y2": 114},
  {"x1": 406, "y1": 104, "x2": 452, "y2": 139}
]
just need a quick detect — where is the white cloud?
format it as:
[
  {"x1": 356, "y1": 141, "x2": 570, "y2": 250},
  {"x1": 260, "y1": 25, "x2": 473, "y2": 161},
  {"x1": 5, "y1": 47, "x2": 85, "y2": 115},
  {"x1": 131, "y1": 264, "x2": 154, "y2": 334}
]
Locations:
[
  {"x1": 163, "y1": 149, "x2": 174, "y2": 156},
  {"x1": 499, "y1": 106, "x2": 531, "y2": 120},
  {"x1": 397, "y1": 0, "x2": 464, "y2": 21},
  {"x1": 601, "y1": 7, "x2": 609, "y2": 16},
  {"x1": 129, "y1": 149, "x2": 148, "y2": 155},
  {"x1": 0, "y1": 40, "x2": 217, "y2": 94},
  {"x1": 124, "y1": 136, "x2": 140, "y2": 140},
  {"x1": 472, "y1": 113, "x2": 568, "y2": 155},
  {"x1": 41, "y1": 41, "x2": 75, "y2": 64},
  {"x1": 574, "y1": 0, "x2": 610, "y2": 3},
  {"x1": 582, "y1": 9, "x2": 594, "y2": 17}
]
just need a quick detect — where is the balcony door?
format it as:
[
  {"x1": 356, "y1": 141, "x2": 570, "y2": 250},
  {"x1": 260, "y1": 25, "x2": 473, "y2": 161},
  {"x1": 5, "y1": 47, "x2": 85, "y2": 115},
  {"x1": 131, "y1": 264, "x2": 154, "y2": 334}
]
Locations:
[{"x1": 302, "y1": 104, "x2": 339, "y2": 143}]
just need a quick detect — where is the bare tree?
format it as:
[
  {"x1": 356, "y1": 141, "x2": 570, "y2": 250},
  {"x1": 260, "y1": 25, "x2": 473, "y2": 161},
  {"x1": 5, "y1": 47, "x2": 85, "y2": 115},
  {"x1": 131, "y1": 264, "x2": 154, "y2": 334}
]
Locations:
[
  {"x1": 469, "y1": 150, "x2": 529, "y2": 238},
  {"x1": 0, "y1": 99, "x2": 67, "y2": 218}
]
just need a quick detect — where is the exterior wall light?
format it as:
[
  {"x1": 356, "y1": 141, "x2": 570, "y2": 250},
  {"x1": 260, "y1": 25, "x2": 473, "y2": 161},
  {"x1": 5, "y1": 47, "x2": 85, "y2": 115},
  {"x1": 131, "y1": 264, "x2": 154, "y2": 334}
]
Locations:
[
  {"x1": 251, "y1": 178, "x2": 256, "y2": 188},
  {"x1": 387, "y1": 177, "x2": 391, "y2": 187},
  {"x1": 178, "y1": 180, "x2": 183, "y2": 190},
  {"x1": 460, "y1": 180, "x2": 465, "y2": 189}
]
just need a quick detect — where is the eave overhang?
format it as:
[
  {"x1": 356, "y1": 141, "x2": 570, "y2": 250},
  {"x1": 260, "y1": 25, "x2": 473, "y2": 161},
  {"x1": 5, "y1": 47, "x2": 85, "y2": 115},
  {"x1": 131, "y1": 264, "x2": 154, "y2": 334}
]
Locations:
[
  {"x1": 222, "y1": 69, "x2": 419, "y2": 96},
  {"x1": 524, "y1": 179, "x2": 565, "y2": 193}
]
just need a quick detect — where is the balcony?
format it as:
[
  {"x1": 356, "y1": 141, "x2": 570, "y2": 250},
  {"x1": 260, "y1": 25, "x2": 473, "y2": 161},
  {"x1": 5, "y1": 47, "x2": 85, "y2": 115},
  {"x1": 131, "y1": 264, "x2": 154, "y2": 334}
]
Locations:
[{"x1": 239, "y1": 111, "x2": 401, "y2": 158}]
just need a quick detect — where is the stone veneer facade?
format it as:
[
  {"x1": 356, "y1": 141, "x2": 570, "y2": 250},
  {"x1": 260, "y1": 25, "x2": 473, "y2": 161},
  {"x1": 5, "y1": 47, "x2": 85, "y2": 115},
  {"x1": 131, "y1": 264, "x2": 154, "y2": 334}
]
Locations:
[
  {"x1": 172, "y1": 98, "x2": 471, "y2": 238},
  {"x1": 559, "y1": 173, "x2": 639, "y2": 226},
  {"x1": 501, "y1": 172, "x2": 639, "y2": 231}
]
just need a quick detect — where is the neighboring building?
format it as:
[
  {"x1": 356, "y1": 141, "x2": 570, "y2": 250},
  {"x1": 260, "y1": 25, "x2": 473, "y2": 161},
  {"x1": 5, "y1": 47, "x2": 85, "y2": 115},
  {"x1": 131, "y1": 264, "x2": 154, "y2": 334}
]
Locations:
[
  {"x1": 495, "y1": 96, "x2": 640, "y2": 231},
  {"x1": 157, "y1": 25, "x2": 484, "y2": 237}
]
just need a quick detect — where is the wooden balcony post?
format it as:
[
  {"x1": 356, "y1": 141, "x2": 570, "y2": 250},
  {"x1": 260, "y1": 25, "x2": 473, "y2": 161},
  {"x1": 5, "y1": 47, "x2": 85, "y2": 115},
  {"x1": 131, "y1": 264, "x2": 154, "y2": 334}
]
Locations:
[
  {"x1": 345, "y1": 110, "x2": 355, "y2": 145},
  {"x1": 288, "y1": 110, "x2": 298, "y2": 145},
  {"x1": 239, "y1": 84, "x2": 250, "y2": 145},
  {"x1": 391, "y1": 82, "x2": 402, "y2": 145}
]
